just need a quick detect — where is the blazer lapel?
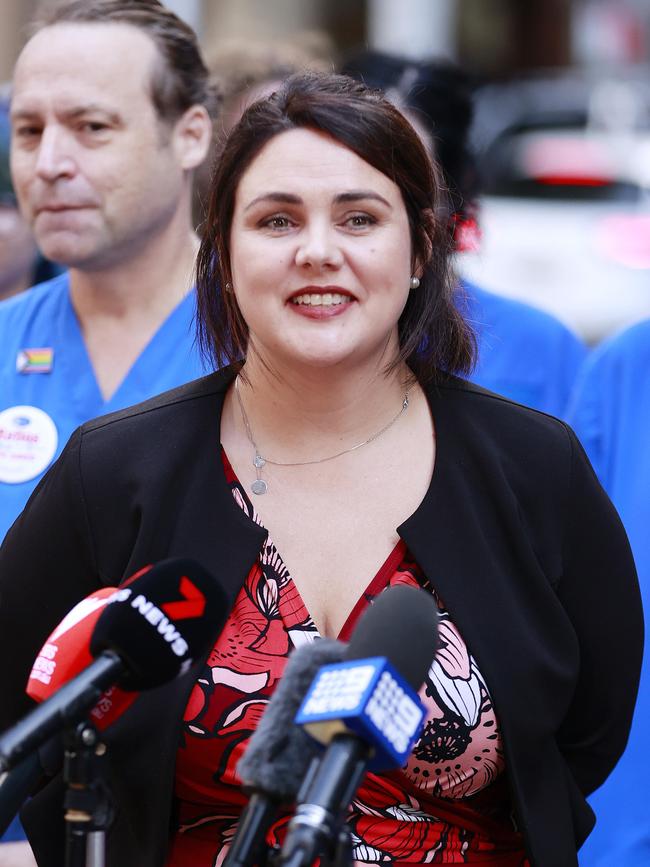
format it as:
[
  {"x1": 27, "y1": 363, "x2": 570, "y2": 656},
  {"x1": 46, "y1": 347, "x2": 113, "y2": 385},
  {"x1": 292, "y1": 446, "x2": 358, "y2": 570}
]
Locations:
[{"x1": 164, "y1": 369, "x2": 268, "y2": 610}]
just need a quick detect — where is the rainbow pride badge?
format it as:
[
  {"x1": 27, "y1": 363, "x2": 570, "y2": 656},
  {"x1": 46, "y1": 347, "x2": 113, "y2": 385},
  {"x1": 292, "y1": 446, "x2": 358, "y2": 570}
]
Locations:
[{"x1": 16, "y1": 348, "x2": 54, "y2": 374}]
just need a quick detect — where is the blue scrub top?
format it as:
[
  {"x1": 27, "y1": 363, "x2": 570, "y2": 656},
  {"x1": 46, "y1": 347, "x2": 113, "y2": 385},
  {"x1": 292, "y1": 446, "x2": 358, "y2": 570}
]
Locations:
[
  {"x1": 460, "y1": 281, "x2": 587, "y2": 417},
  {"x1": 567, "y1": 319, "x2": 650, "y2": 866},
  {"x1": 0, "y1": 272, "x2": 211, "y2": 542}
]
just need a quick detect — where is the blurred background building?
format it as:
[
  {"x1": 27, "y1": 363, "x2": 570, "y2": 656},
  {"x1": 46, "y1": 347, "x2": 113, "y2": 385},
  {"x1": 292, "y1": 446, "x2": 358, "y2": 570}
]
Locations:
[
  {"x1": 1, "y1": 0, "x2": 649, "y2": 344},
  {"x1": 3, "y1": 0, "x2": 647, "y2": 80}
]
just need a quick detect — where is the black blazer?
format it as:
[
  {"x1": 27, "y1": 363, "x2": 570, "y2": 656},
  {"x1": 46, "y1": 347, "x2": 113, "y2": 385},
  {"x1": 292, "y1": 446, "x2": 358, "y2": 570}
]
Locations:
[{"x1": 0, "y1": 367, "x2": 642, "y2": 867}]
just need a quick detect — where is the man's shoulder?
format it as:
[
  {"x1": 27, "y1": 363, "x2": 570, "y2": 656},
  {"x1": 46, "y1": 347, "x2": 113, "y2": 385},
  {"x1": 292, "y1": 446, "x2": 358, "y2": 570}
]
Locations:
[
  {"x1": 0, "y1": 273, "x2": 69, "y2": 328},
  {"x1": 573, "y1": 318, "x2": 650, "y2": 416},
  {"x1": 595, "y1": 317, "x2": 650, "y2": 368},
  {"x1": 463, "y1": 281, "x2": 582, "y2": 347}
]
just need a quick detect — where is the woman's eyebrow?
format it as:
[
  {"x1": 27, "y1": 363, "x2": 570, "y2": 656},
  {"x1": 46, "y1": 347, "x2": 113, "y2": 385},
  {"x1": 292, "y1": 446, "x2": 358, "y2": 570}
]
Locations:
[
  {"x1": 244, "y1": 192, "x2": 302, "y2": 211},
  {"x1": 334, "y1": 191, "x2": 392, "y2": 208},
  {"x1": 244, "y1": 190, "x2": 392, "y2": 211}
]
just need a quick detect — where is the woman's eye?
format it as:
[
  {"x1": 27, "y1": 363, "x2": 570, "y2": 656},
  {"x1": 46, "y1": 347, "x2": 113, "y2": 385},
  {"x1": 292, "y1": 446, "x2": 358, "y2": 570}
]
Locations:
[
  {"x1": 345, "y1": 213, "x2": 376, "y2": 228},
  {"x1": 261, "y1": 215, "x2": 292, "y2": 230}
]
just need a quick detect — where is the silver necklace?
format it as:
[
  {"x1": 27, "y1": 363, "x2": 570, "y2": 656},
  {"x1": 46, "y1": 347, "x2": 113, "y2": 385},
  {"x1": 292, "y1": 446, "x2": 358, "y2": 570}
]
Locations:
[{"x1": 234, "y1": 376, "x2": 410, "y2": 495}]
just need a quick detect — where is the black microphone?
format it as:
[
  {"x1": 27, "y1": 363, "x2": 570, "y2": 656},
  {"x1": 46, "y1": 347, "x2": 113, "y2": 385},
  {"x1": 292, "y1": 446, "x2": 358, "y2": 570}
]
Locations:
[
  {"x1": 224, "y1": 638, "x2": 346, "y2": 867},
  {"x1": 0, "y1": 558, "x2": 228, "y2": 773},
  {"x1": 277, "y1": 584, "x2": 439, "y2": 867}
]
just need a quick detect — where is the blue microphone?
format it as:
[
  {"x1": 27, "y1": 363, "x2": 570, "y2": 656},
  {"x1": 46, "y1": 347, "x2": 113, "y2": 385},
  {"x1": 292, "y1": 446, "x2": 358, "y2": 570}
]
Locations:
[
  {"x1": 277, "y1": 584, "x2": 439, "y2": 867},
  {"x1": 295, "y1": 654, "x2": 425, "y2": 772}
]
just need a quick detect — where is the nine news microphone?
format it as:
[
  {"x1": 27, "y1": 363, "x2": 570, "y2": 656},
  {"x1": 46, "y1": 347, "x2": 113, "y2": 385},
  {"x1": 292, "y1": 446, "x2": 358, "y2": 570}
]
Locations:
[
  {"x1": 277, "y1": 584, "x2": 440, "y2": 867},
  {"x1": 224, "y1": 638, "x2": 346, "y2": 867},
  {"x1": 0, "y1": 557, "x2": 228, "y2": 774}
]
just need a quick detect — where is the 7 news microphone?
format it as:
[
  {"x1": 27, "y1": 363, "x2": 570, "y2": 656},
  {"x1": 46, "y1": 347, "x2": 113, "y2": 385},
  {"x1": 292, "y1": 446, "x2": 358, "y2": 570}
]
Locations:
[{"x1": 0, "y1": 557, "x2": 228, "y2": 833}]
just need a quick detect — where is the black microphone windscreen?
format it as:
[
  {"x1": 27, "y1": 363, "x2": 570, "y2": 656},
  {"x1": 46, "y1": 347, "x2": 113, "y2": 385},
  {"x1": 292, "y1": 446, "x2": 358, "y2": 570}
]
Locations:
[
  {"x1": 344, "y1": 584, "x2": 439, "y2": 691},
  {"x1": 237, "y1": 638, "x2": 345, "y2": 801},
  {"x1": 89, "y1": 558, "x2": 228, "y2": 690}
]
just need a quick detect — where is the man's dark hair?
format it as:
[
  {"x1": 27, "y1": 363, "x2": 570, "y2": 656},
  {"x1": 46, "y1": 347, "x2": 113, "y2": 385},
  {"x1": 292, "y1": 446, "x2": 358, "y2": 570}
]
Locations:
[
  {"x1": 32, "y1": 0, "x2": 220, "y2": 122},
  {"x1": 195, "y1": 71, "x2": 475, "y2": 384}
]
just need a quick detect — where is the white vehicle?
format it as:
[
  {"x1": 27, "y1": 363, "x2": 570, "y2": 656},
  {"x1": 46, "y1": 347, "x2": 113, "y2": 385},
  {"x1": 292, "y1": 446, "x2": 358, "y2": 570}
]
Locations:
[{"x1": 460, "y1": 71, "x2": 650, "y2": 345}]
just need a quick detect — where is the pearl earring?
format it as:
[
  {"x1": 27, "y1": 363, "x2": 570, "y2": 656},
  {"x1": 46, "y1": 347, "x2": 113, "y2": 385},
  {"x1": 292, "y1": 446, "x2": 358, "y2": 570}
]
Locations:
[
  {"x1": 225, "y1": 282, "x2": 233, "y2": 293},
  {"x1": 409, "y1": 276, "x2": 420, "y2": 290}
]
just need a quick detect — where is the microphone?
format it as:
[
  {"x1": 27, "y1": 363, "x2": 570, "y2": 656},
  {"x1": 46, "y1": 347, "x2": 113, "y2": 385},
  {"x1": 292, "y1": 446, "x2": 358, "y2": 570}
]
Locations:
[
  {"x1": 225, "y1": 638, "x2": 346, "y2": 867},
  {"x1": 26, "y1": 584, "x2": 137, "y2": 730},
  {"x1": 1, "y1": 580, "x2": 117, "y2": 838},
  {"x1": 0, "y1": 558, "x2": 228, "y2": 774},
  {"x1": 278, "y1": 584, "x2": 439, "y2": 867}
]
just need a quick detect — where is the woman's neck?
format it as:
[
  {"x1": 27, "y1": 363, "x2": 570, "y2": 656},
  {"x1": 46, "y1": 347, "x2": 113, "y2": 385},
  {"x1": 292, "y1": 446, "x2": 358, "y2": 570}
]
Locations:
[{"x1": 234, "y1": 354, "x2": 413, "y2": 463}]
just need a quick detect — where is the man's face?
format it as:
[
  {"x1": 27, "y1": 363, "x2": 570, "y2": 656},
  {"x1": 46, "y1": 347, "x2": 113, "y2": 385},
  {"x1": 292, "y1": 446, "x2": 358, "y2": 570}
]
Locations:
[{"x1": 10, "y1": 23, "x2": 188, "y2": 270}]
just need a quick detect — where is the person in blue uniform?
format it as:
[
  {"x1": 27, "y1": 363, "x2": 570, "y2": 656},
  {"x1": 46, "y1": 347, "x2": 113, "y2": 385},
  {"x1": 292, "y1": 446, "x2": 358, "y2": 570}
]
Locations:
[
  {"x1": 0, "y1": 272, "x2": 208, "y2": 540},
  {"x1": 459, "y1": 281, "x2": 587, "y2": 415},
  {"x1": 341, "y1": 51, "x2": 586, "y2": 416},
  {"x1": 567, "y1": 318, "x2": 650, "y2": 866},
  {"x1": 0, "y1": 0, "x2": 217, "y2": 855},
  {"x1": 0, "y1": 0, "x2": 217, "y2": 544}
]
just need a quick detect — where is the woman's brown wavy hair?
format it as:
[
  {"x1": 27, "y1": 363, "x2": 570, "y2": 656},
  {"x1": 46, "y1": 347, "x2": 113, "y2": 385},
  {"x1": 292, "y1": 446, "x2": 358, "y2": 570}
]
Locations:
[{"x1": 195, "y1": 71, "x2": 475, "y2": 383}]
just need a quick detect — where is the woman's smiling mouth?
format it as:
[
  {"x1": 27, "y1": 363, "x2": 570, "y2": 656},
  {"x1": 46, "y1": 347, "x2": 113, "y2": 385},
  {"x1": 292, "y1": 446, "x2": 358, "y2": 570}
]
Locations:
[{"x1": 290, "y1": 292, "x2": 352, "y2": 307}]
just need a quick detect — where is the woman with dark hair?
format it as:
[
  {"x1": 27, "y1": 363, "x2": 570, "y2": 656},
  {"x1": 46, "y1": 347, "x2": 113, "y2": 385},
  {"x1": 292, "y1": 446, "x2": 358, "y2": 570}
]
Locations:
[{"x1": 0, "y1": 72, "x2": 642, "y2": 867}]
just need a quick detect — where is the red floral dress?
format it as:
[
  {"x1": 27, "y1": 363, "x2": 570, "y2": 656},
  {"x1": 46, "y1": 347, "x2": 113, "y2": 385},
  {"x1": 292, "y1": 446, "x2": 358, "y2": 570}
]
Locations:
[{"x1": 167, "y1": 453, "x2": 529, "y2": 866}]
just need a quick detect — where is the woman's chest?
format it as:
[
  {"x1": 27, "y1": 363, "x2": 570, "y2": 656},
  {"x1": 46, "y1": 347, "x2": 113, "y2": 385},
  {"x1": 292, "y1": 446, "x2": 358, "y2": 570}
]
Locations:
[{"x1": 247, "y1": 458, "x2": 431, "y2": 637}]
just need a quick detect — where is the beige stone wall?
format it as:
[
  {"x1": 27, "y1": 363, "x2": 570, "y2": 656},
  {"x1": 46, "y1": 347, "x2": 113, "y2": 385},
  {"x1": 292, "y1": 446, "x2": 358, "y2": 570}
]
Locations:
[
  {"x1": 202, "y1": 0, "x2": 324, "y2": 47},
  {"x1": 0, "y1": 0, "x2": 39, "y2": 83}
]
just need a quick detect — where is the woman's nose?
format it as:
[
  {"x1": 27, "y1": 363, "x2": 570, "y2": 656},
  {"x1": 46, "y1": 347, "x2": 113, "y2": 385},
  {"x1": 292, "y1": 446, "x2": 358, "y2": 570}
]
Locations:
[{"x1": 294, "y1": 223, "x2": 344, "y2": 271}]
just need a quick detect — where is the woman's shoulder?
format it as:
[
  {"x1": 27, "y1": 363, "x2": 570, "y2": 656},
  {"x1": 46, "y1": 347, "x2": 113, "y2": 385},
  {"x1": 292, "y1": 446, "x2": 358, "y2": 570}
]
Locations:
[
  {"x1": 82, "y1": 366, "x2": 235, "y2": 438},
  {"x1": 58, "y1": 367, "x2": 237, "y2": 487},
  {"x1": 428, "y1": 373, "x2": 582, "y2": 490},
  {"x1": 432, "y1": 373, "x2": 574, "y2": 439}
]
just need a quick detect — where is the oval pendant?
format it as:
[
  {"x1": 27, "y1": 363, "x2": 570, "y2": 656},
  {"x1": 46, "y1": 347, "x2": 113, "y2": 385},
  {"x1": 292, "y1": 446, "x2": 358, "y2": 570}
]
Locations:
[
  {"x1": 251, "y1": 479, "x2": 268, "y2": 495},
  {"x1": 254, "y1": 454, "x2": 266, "y2": 469}
]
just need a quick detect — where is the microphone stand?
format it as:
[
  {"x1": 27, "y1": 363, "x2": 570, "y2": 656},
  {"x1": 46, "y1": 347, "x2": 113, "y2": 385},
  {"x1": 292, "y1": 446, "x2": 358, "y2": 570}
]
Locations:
[
  {"x1": 320, "y1": 824, "x2": 353, "y2": 867},
  {"x1": 63, "y1": 721, "x2": 113, "y2": 867},
  {"x1": 275, "y1": 737, "x2": 366, "y2": 867},
  {"x1": 271, "y1": 819, "x2": 352, "y2": 867},
  {"x1": 268, "y1": 821, "x2": 352, "y2": 867}
]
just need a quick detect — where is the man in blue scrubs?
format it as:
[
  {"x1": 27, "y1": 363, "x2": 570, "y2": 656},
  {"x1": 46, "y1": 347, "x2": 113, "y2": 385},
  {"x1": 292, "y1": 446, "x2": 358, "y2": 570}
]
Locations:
[
  {"x1": 0, "y1": 1, "x2": 216, "y2": 855},
  {"x1": 567, "y1": 319, "x2": 650, "y2": 866},
  {"x1": 458, "y1": 279, "x2": 586, "y2": 415},
  {"x1": 0, "y1": 0, "x2": 217, "y2": 544}
]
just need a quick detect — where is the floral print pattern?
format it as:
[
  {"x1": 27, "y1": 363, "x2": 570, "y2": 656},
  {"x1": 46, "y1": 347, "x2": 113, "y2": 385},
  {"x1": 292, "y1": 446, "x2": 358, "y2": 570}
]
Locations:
[{"x1": 168, "y1": 453, "x2": 528, "y2": 866}]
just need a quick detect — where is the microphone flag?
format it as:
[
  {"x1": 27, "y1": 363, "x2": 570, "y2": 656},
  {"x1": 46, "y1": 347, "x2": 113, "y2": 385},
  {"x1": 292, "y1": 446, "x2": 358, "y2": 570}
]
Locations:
[{"x1": 295, "y1": 655, "x2": 425, "y2": 772}]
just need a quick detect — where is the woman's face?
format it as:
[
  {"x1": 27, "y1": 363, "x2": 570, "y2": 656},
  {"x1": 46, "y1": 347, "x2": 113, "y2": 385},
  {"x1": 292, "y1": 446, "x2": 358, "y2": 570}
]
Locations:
[{"x1": 228, "y1": 127, "x2": 416, "y2": 373}]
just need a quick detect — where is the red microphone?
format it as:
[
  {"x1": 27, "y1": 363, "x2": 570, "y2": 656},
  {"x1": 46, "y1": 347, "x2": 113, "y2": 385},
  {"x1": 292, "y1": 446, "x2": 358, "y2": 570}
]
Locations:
[
  {"x1": 26, "y1": 585, "x2": 139, "y2": 729},
  {"x1": 1, "y1": 557, "x2": 227, "y2": 776},
  {"x1": 26, "y1": 563, "x2": 157, "y2": 728}
]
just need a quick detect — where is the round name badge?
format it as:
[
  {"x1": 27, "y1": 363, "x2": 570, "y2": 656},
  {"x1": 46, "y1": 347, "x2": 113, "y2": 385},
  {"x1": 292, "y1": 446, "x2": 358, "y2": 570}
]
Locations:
[{"x1": 0, "y1": 405, "x2": 59, "y2": 484}]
